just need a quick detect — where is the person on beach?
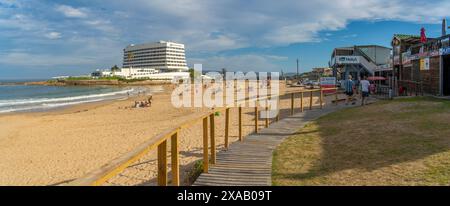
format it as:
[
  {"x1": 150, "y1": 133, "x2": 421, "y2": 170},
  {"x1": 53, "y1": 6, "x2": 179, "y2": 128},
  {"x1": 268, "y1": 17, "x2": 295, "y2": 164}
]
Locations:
[
  {"x1": 354, "y1": 76, "x2": 361, "y2": 95},
  {"x1": 360, "y1": 76, "x2": 370, "y2": 106},
  {"x1": 148, "y1": 96, "x2": 152, "y2": 107},
  {"x1": 345, "y1": 75, "x2": 355, "y2": 105},
  {"x1": 369, "y1": 81, "x2": 376, "y2": 94}
]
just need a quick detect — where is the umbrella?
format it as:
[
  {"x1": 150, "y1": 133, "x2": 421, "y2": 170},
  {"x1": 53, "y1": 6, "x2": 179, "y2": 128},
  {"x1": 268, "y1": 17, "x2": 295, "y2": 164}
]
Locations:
[{"x1": 367, "y1": 76, "x2": 386, "y2": 81}]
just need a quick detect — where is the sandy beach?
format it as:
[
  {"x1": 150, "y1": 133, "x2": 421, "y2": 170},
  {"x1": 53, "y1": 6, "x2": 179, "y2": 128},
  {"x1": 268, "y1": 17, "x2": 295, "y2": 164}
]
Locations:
[{"x1": 0, "y1": 83, "x2": 337, "y2": 185}]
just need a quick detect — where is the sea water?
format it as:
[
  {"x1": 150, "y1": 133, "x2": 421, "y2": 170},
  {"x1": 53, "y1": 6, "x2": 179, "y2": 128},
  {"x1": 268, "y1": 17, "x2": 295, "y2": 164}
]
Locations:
[{"x1": 0, "y1": 82, "x2": 161, "y2": 113}]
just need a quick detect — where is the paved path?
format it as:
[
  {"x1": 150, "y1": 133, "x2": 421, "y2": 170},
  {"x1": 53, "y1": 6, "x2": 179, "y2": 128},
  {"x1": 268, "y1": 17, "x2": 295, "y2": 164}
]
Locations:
[{"x1": 193, "y1": 104, "x2": 352, "y2": 186}]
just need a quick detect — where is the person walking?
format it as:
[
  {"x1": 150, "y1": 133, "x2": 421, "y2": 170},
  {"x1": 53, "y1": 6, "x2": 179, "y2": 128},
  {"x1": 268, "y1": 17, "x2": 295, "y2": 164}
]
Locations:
[
  {"x1": 360, "y1": 76, "x2": 370, "y2": 106},
  {"x1": 345, "y1": 75, "x2": 355, "y2": 105}
]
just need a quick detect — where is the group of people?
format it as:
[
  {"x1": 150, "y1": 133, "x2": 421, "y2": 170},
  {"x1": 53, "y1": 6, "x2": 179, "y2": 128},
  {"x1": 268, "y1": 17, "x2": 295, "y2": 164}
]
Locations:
[
  {"x1": 343, "y1": 75, "x2": 372, "y2": 106},
  {"x1": 134, "y1": 96, "x2": 152, "y2": 108}
]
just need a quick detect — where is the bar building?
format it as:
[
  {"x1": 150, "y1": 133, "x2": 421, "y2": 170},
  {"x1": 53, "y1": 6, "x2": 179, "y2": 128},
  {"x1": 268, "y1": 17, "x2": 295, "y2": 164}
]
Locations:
[
  {"x1": 330, "y1": 45, "x2": 392, "y2": 80},
  {"x1": 392, "y1": 31, "x2": 450, "y2": 96}
]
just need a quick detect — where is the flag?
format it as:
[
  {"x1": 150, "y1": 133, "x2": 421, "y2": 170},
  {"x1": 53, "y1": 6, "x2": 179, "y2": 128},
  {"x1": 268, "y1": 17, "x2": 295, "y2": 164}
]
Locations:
[{"x1": 420, "y1": 27, "x2": 427, "y2": 43}]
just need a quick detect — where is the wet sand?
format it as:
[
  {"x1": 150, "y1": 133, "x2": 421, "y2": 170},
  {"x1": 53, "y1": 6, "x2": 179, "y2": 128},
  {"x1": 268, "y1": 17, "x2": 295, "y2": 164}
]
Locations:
[{"x1": 0, "y1": 83, "x2": 338, "y2": 185}]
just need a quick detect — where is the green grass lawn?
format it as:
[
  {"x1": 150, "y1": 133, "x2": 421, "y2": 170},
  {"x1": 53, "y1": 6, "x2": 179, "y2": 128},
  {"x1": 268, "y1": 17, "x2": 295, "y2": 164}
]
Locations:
[{"x1": 272, "y1": 97, "x2": 450, "y2": 186}]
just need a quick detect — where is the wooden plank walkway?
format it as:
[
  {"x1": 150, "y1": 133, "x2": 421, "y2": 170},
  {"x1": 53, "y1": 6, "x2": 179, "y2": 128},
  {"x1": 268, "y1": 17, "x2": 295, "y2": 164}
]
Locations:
[{"x1": 193, "y1": 104, "x2": 351, "y2": 186}]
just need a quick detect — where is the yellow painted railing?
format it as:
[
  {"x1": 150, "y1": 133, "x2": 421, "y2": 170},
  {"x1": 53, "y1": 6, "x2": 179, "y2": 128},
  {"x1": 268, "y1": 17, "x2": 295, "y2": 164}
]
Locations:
[{"x1": 68, "y1": 87, "x2": 338, "y2": 186}]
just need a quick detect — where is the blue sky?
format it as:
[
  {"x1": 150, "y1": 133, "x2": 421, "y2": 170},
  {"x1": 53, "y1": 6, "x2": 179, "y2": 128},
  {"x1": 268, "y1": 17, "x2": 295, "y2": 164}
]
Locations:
[{"x1": 0, "y1": 0, "x2": 449, "y2": 79}]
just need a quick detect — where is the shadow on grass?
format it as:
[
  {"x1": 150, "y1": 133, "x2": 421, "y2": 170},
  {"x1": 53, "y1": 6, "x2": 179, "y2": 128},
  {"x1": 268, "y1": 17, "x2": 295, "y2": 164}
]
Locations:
[{"x1": 273, "y1": 97, "x2": 450, "y2": 185}]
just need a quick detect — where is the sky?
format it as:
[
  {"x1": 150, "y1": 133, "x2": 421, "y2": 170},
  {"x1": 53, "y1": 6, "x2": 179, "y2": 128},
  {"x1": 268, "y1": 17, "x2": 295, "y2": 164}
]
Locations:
[{"x1": 0, "y1": 0, "x2": 449, "y2": 79}]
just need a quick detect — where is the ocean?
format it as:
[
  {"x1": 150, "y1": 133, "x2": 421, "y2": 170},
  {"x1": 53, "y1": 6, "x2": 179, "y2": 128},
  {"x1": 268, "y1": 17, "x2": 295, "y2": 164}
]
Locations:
[{"x1": 0, "y1": 82, "x2": 160, "y2": 113}]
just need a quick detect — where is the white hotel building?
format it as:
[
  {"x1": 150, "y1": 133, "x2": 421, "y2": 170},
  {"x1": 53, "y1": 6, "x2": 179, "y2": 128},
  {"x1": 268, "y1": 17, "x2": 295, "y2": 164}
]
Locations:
[{"x1": 118, "y1": 41, "x2": 190, "y2": 80}]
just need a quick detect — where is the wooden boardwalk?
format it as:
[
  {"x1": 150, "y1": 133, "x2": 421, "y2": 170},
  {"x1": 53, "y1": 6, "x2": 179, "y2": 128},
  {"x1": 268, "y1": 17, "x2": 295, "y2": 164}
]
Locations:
[{"x1": 194, "y1": 105, "x2": 350, "y2": 186}]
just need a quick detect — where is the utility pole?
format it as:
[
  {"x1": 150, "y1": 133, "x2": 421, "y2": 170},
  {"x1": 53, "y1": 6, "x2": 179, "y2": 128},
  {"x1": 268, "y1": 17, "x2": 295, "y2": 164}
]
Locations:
[
  {"x1": 442, "y1": 19, "x2": 447, "y2": 36},
  {"x1": 296, "y1": 58, "x2": 299, "y2": 80}
]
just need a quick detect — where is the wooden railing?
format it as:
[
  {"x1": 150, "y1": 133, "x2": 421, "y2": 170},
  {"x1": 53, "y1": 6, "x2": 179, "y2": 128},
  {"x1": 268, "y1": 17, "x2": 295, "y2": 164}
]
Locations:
[
  {"x1": 68, "y1": 87, "x2": 338, "y2": 186},
  {"x1": 398, "y1": 80, "x2": 424, "y2": 96}
]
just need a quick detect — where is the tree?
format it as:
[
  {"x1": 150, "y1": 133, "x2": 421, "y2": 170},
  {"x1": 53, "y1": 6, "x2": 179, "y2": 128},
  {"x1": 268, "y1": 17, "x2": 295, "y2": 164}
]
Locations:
[
  {"x1": 110, "y1": 65, "x2": 120, "y2": 72},
  {"x1": 188, "y1": 68, "x2": 201, "y2": 83}
]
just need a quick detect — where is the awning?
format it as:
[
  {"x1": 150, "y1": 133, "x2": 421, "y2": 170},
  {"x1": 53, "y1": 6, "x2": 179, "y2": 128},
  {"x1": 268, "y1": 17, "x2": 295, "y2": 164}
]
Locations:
[{"x1": 367, "y1": 76, "x2": 387, "y2": 81}]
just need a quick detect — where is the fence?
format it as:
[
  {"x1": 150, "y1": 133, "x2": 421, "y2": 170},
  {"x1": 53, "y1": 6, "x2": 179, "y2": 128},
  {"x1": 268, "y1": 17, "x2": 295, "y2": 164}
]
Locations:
[
  {"x1": 68, "y1": 86, "x2": 338, "y2": 186},
  {"x1": 374, "y1": 85, "x2": 392, "y2": 100},
  {"x1": 398, "y1": 80, "x2": 424, "y2": 97}
]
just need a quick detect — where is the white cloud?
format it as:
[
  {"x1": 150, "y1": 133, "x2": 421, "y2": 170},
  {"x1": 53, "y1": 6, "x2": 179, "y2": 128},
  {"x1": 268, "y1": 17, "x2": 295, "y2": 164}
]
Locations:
[
  {"x1": 106, "y1": 0, "x2": 450, "y2": 49},
  {"x1": 45, "y1": 32, "x2": 61, "y2": 39},
  {"x1": 188, "y1": 54, "x2": 287, "y2": 72},
  {"x1": 0, "y1": 14, "x2": 40, "y2": 31},
  {"x1": 83, "y1": 19, "x2": 118, "y2": 34},
  {"x1": 187, "y1": 33, "x2": 247, "y2": 52},
  {"x1": 55, "y1": 5, "x2": 87, "y2": 18},
  {"x1": 2, "y1": 0, "x2": 450, "y2": 73},
  {"x1": 0, "y1": 52, "x2": 96, "y2": 66}
]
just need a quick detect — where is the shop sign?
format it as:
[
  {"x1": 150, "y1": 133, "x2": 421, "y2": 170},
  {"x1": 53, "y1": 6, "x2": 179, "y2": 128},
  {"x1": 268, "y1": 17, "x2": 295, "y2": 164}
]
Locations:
[
  {"x1": 440, "y1": 47, "x2": 450, "y2": 56},
  {"x1": 320, "y1": 77, "x2": 336, "y2": 86},
  {"x1": 420, "y1": 58, "x2": 430, "y2": 70},
  {"x1": 336, "y1": 56, "x2": 360, "y2": 64},
  {"x1": 429, "y1": 50, "x2": 440, "y2": 57},
  {"x1": 410, "y1": 54, "x2": 420, "y2": 61},
  {"x1": 416, "y1": 51, "x2": 429, "y2": 58},
  {"x1": 393, "y1": 55, "x2": 400, "y2": 65},
  {"x1": 402, "y1": 52, "x2": 412, "y2": 65},
  {"x1": 320, "y1": 77, "x2": 337, "y2": 94}
]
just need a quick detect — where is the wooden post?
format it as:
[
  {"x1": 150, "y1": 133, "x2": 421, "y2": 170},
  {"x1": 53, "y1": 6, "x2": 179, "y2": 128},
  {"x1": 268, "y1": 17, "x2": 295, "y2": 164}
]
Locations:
[
  {"x1": 300, "y1": 92, "x2": 304, "y2": 112},
  {"x1": 209, "y1": 114, "x2": 216, "y2": 165},
  {"x1": 309, "y1": 91, "x2": 313, "y2": 110},
  {"x1": 238, "y1": 107, "x2": 243, "y2": 141},
  {"x1": 171, "y1": 132, "x2": 179, "y2": 186},
  {"x1": 290, "y1": 93, "x2": 294, "y2": 115},
  {"x1": 274, "y1": 95, "x2": 280, "y2": 122},
  {"x1": 254, "y1": 106, "x2": 258, "y2": 133},
  {"x1": 335, "y1": 90, "x2": 338, "y2": 105},
  {"x1": 265, "y1": 101, "x2": 269, "y2": 128},
  {"x1": 421, "y1": 82, "x2": 424, "y2": 96},
  {"x1": 202, "y1": 117, "x2": 208, "y2": 173},
  {"x1": 320, "y1": 87, "x2": 323, "y2": 109},
  {"x1": 157, "y1": 140, "x2": 167, "y2": 186},
  {"x1": 225, "y1": 108, "x2": 230, "y2": 149},
  {"x1": 415, "y1": 83, "x2": 418, "y2": 96}
]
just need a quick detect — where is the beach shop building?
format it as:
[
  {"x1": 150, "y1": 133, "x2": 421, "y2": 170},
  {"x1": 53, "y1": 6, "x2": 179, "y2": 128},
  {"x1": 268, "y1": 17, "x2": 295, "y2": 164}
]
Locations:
[
  {"x1": 392, "y1": 34, "x2": 450, "y2": 96},
  {"x1": 330, "y1": 45, "x2": 392, "y2": 81}
]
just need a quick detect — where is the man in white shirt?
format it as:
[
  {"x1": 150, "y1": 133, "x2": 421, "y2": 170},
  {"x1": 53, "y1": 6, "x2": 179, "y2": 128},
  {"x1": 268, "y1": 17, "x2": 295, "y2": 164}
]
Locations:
[{"x1": 360, "y1": 76, "x2": 370, "y2": 106}]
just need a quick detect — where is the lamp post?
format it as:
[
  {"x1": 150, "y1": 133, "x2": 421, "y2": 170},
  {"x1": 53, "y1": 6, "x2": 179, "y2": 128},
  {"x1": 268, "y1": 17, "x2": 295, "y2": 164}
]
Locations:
[{"x1": 127, "y1": 52, "x2": 134, "y2": 78}]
